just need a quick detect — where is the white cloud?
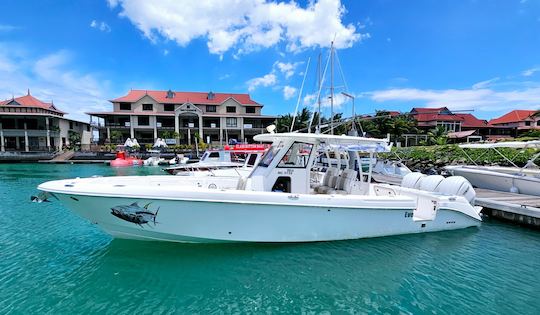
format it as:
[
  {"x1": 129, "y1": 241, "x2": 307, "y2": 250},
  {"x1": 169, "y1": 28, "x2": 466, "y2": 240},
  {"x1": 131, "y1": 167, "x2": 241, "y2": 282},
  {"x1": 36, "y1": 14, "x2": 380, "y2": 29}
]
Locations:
[
  {"x1": 472, "y1": 77, "x2": 499, "y2": 89},
  {"x1": 302, "y1": 91, "x2": 352, "y2": 109},
  {"x1": 275, "y1": 61, "x2": 301, "y2": 79},
  {"x1": 522, "y1": 67, "x2": 540, "y2": 77},
  {"x1": 0, "y1": 44, "x2": 112, "y2": 121},
  {"x1": 108, "y1": 0, "x2": 366, "y2": 57},
  {"x1": 247, "y1": 73, "x2": 277, "y2": 91},
  {"x1": 283, "y1": 86, "x2": 297, "y2": 100},
  {"x1": 90, "y1": 20, "x2": 111, "y2": 32},
  {"x1": 163, "y1": 49, "x2": 169, "y2": 56},
  {"x1": 368, "y1": 84, "x2": 540, "y2": 112}
]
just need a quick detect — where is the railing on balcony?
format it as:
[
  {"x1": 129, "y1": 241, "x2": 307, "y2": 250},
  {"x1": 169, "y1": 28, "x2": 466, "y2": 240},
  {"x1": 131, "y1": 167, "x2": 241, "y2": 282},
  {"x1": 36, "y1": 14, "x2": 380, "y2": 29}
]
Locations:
[{"x1": 1, "y1": 129, "x2": 60, "y2": 137}]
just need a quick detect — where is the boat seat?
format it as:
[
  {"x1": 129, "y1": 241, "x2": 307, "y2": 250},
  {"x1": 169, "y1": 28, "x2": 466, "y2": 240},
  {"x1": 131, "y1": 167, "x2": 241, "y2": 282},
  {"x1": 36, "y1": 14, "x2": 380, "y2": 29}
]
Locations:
[
  {"x1": 327, "y1": 169, "x2": 358, "y2": 195},
  {"x1": 315, "y1": 167, "x2": 340, "y2": 193}
]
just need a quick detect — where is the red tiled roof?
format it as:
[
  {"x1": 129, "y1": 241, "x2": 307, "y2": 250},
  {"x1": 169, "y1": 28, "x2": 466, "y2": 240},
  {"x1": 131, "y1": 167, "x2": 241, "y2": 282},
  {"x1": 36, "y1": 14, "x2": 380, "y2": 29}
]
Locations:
[
  {"x1": 0, "y1": 93, "x2": 65, "y2": 113},
  {"x1": 488, "y1": 110, "x2": 538, "y2": 125},
  {"x1": 111, "y1": 90, "x2": 261, "y2": 106},
  {"x1": 410, "y1": 107, "x2": 462, "y2": 122},
  {"x1": 454, "y1": 113, "x2": 488, "y2": 128}
]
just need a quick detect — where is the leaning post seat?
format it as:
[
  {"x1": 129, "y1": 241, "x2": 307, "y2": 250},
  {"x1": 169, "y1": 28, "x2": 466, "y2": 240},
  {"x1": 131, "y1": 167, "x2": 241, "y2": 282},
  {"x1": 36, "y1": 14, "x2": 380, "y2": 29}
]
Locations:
[
  {"x1": 315, "y1": 167, "x2": 340, "y2": 193},
  {"x1": 327, "y1": 169, "x2": 358, "y2": 195}
]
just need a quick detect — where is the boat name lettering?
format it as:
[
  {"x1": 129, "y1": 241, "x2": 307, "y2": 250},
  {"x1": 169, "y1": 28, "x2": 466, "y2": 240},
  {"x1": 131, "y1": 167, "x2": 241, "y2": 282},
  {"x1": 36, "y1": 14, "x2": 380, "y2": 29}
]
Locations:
[{"x1": 404, "y1": 212, "x2": 413, "y2": 218}]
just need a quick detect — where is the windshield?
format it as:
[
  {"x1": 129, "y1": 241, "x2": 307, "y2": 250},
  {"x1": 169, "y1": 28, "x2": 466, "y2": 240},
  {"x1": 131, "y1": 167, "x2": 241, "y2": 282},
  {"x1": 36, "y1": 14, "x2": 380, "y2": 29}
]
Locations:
[{"x1": 258, "y1": 143, "x2": 282, "y2": 167}]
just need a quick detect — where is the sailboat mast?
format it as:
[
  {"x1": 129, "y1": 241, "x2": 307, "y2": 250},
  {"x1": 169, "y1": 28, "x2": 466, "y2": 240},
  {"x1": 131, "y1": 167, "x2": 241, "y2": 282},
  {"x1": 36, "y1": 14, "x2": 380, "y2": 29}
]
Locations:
[
  {"x1": 330, "y1": 41, "x2": 334, "y2": 135},
  {"x1": 317, "y1": 52, "x2": 322, "y2": 134}
]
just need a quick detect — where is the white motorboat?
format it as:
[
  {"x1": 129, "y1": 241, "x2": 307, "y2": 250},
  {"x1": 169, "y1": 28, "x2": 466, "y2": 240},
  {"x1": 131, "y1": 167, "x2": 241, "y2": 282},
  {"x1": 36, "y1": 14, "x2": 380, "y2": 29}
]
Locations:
[
  {"x1": 37, "y1": 133, "x2": 481, "y2": 243},
  {"x1": 445, "y1": 140, "x2": 540, "y2": 195},
  {"x1": 163, "y1": 144, "x2": 267, "y2": 175},
  {"x1": 373, "y1": 160, "x2": 412, "y2": 178}
]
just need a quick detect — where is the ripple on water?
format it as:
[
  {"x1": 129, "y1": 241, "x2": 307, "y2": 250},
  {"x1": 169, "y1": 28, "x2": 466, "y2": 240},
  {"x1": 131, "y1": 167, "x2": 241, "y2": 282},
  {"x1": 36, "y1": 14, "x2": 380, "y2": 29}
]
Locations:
[{"x1": 1, "y1": 163, "x2": 540, "y2": 314}]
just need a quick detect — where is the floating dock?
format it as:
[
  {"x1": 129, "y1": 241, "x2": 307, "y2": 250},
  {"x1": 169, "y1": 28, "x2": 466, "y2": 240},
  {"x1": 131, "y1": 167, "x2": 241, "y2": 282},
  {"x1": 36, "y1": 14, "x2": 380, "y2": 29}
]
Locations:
[{"x1": 372, "y1": 174, "x2": 540, "y2": 229}]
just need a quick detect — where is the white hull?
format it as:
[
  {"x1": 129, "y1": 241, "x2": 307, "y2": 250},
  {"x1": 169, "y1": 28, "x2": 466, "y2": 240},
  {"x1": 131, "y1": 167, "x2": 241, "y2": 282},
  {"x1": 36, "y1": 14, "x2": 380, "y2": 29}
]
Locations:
[
  {"x1": 445, "y1": 165, "x2": 540, "y2": 196},
  {"x1": 39, "y1": 177, "x2": 480, "y2": 243}
]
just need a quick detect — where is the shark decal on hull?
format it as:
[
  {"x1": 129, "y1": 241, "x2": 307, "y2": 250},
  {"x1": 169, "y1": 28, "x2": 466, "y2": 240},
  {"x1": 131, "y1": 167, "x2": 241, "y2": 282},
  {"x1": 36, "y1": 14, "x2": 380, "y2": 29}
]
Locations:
[{"x1": 111, "y1": 202, "x2": 160, "y2": 227}]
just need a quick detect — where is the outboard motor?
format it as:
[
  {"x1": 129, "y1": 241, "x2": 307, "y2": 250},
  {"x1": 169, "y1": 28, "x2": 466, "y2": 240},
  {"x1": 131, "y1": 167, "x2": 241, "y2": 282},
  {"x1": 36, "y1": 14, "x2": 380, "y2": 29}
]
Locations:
[
  {"x1": 401, "y1": 172, "x2": 426, "y2": 189},
  {"x1": 436, "y1": 176, "x2": 476, "y2": 205},
  {"x1": 418, "y1": 175, "x2": 445, "y2": 192}
]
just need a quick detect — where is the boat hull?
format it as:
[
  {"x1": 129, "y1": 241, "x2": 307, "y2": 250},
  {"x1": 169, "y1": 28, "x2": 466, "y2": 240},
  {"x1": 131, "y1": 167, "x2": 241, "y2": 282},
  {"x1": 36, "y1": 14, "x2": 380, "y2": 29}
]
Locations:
[
  {"x1": 445, "y1": 166, "x2": 540, "y2": 196},
  {"x1": 48, "y1": 192, "x2": 480, "y2": 243}
]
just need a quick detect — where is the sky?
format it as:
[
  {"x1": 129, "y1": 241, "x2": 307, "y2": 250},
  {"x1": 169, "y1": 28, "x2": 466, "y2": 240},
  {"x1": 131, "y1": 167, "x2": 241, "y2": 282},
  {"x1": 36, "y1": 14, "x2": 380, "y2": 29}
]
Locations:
[{"x1": 0, "y1": 0, "x2": 539, "y2": 122}]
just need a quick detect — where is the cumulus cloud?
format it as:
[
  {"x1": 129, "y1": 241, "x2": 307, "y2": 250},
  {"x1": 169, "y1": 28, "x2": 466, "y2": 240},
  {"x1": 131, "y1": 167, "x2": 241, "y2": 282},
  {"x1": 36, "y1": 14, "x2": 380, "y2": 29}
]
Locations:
[
  {"x1": 275, "y1": 61, "x2": 301, "y2": 79},
  {"x1": 283, "y1": 85, "x2": 297, "y2": 100},
  {"x1": 0, "y1": 44, "x2": 112, "y2": 121},
  {"x1": 367, "y1": 78, "x2": 540, "y2": 112},
  {"x1": 90, "y1": 20, "x2": 111, "y2": 32},
  {"x1": 247, "y1": 73, "x2": 277, "y2": 91},
  {"x1": 107, "y1": 0, "x2": 366, "y2": 57}
]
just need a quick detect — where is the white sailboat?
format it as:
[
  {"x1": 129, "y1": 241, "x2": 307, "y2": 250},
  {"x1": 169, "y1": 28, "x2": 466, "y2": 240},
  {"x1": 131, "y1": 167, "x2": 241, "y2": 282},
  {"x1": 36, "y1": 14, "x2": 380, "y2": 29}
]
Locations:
[
  {"x1": 37, "y1": 132, "x2": 481, "y2": 243},
  {"x1": 445, "y1": 140, "x2": 540, "y2": 195}
]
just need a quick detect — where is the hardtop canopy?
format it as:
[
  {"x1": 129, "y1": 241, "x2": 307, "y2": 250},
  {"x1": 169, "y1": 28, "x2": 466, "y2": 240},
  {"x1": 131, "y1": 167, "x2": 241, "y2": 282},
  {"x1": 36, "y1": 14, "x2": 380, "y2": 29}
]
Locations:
[{"x1": 253, "y1": 133, "x2": 391, "y2": 153}]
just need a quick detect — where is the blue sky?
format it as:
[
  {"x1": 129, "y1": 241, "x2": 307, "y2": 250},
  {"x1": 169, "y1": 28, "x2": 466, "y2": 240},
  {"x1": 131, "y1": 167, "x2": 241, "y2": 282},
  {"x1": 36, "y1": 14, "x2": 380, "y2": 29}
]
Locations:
[{"x1": 0, "y1": 0, "x2": 539, "y2": 121}]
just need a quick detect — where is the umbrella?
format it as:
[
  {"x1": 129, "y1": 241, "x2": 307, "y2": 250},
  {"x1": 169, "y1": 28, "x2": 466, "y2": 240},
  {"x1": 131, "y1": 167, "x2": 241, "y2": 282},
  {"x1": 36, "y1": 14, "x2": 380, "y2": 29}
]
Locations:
[
  {"x1": 132, "y1": 138, "x2": 140, "y2": 147},
  {"x1": 124, "y1": 138, "x2": 134, "y2": 147},
  {"x1": 153, "y1": 138, "x2": 168, "y2": 148}
]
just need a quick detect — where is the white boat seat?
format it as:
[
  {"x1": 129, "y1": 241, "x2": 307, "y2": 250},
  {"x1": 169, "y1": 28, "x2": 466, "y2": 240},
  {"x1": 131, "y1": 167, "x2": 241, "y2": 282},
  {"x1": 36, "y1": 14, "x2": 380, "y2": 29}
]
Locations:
[
  {"x1": 327, "y1": 169, "x2": 358, "y2": 195},
  {"x1": 315, "y1": 167, "x2": 340, "y2": 193}
]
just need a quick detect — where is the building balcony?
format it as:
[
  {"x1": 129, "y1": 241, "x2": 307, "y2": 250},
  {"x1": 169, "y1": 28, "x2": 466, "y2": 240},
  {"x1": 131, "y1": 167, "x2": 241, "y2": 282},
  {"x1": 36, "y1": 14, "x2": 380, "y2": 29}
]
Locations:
[{"x1": 1, "y1": 129, "x2": 60, "y2": 137}]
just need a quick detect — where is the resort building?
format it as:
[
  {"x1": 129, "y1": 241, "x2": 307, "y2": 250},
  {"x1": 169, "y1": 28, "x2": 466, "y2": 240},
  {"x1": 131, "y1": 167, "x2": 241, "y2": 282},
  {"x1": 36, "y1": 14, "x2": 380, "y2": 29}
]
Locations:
[
  {"x1": 0, "y1": 91, "x2": 92, "y2": 152},
  {"x1": 87, "y1": 89, "x2": 277, "y2": 145},
  {"x1": 488, "y1": 110, "x2": 540, "y2": 136}
]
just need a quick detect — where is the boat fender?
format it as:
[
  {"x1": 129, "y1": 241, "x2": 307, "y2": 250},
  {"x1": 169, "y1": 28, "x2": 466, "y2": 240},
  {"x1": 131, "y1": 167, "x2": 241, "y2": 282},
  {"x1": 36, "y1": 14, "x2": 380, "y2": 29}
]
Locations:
[{"x1": 401, "y1": 172, "x2": 426, "y2": 189}]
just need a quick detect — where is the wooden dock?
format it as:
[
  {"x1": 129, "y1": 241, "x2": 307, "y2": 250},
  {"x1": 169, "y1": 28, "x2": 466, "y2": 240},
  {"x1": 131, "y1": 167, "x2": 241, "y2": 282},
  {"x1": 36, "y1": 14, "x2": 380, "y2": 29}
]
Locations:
[{"x1": 372, "y1": 173, "x2": 540, "y2": 228}]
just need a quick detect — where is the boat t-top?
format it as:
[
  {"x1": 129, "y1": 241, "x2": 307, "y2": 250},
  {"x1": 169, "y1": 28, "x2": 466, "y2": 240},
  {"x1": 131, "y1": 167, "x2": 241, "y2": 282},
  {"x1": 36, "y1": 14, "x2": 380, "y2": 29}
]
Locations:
[
  {"x1": 36, "y1": 132, "x2": 481, "y2": 243},
  {"x1": 445, "y1": 140, "x2": 540, "y2": 195}
]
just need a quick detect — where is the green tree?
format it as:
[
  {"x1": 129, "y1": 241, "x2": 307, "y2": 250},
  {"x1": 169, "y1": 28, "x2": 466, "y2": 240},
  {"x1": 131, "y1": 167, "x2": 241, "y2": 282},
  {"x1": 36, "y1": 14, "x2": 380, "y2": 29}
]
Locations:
[
  {"x1": 427, "y1": 126, "x2": 448, "y2": 145},
  {"x1": 68, "y1": 130, "x2": 81, "y2": 151},
  {"x1": 110, "y1": 130, "x2": 123, "y2": 143}
]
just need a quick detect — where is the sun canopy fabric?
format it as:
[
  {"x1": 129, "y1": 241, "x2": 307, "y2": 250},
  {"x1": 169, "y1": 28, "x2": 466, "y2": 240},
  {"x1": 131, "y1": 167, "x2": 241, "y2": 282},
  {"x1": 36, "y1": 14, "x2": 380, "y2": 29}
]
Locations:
[
  {"x1": 153, "y1": 138, "x2": 168, "y2": 148},
  {"x1": 459, "y1": 140, "x2": 540, "y2": 149},
  {"x1": 320, "y1": 143, "x2": 392, "y2": 153},
  {"x1": 124, "y1": 138, "x2": 134, "y2": 147}
]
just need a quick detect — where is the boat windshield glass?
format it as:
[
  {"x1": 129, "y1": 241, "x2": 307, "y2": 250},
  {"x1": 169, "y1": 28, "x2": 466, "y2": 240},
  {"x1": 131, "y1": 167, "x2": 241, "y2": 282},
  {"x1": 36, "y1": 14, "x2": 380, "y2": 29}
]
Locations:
[
  {"x1": 278, "y1": 142, "x2": 314, "y2": 168},
  {"x1": 259, "y1": 143, "x2": 283, "y2": 167}
]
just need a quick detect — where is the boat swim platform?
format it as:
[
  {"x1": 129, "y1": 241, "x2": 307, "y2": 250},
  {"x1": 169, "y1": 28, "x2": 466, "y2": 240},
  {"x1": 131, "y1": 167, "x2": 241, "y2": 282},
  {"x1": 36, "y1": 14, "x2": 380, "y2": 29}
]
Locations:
[{"x1": 372, "y1": 174, "x2": 540, "y2": 229}]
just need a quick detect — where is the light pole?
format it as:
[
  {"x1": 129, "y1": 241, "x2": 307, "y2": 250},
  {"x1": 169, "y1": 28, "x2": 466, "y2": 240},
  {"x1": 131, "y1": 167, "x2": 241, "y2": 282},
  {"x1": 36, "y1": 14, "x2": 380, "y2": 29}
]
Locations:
[{"x1": 341, "y1": 92, "x2": 356, "y2": 136}]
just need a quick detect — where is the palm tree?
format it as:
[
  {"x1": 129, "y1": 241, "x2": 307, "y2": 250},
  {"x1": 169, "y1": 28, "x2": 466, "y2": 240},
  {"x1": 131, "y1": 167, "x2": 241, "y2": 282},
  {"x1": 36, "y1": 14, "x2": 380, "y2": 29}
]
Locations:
[{"x1": 427, "y1": 126, "x2": 448, "y2": 145}]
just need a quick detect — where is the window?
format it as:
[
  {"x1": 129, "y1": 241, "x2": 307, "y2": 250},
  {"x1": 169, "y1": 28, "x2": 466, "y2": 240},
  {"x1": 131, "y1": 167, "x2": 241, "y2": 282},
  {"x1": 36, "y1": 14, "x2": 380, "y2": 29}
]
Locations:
[
  {"x1": 69, "y1": 122, "x2": 73, "y2": 129},
  {"x1": 119, "y1": 103, "x2": 131, "y2": 110},
  {"x1": 278, "y1": 142, "x2": 314, "y2": 168},
  {"x1": 537, "y1": 121, "x2": 540, "y2": 126},
  {"x1": 206, "y1": 105, "x2": 217, "y2": 112},
  {"x1": 164, "y1": 104, "x2": 175, "y2": 111},
  {"x1": 142, "y1": 103, "x2": 153, "y2": 111},
  {"x1": 525, "y1": 121, "x2": 531, "y2": 126},
  {"x1": 86, "y1": 125, "x2": 90, "y2": 132},
  {"x1": 272, "y1": 177, "x2": 291, "y2": 193},
  {"x1": 259, "y1": 145, "x2": 281, "y2": 167},
  {"x1": 246, "y1": 107, "x2": 256, "y2": 114},
  {"x1": 226, "y1": 106, "x2": 236, "y2": 113},
  {"x1": 226, "y1": 117, "x2": 237, "y2": 127},
  {"x1": 138, "y1": 116, "x2": 149, "y2": 126}
]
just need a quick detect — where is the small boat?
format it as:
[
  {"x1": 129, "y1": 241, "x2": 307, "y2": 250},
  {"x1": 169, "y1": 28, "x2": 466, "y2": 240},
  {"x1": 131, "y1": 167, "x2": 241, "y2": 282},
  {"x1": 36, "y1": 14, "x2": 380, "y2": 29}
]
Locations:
[
  {"x1": 445, "y1": 140, "x2": 540, "y2": 195},
  {"x1": 37, "y1": 132, "x2": 481, "y2": 243},
  {"x1": 110, "y1": 151, "x2": 143, "y2": 167},
  {"x1": 168, "y1": 154, "x2": 189, "y2": 165},
  {"x1": 163, "y1": 144, "x2": 267, "y2": 175}
]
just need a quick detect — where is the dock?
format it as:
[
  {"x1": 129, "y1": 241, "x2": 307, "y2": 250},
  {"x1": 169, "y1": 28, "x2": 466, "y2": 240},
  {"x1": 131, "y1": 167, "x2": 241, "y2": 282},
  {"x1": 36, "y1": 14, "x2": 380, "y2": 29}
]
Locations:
[{"x1": 372, "y1": 174, "x2": 540, "y2": 228}]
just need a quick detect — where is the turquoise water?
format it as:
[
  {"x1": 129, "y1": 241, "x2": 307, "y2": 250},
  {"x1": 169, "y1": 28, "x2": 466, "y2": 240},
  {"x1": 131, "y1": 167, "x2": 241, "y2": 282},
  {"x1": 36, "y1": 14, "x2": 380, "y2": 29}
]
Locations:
[{"x1": 1, "y1": 164, "x2": 539, "y2": 314}]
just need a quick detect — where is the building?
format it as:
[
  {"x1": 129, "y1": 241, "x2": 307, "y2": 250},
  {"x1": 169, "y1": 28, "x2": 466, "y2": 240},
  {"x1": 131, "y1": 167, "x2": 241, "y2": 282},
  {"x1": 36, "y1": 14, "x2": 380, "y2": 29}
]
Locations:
[
  {"x1": 488, "y1": 110, "x2": 540, "y2": 136},
  {"x1": 87, "y1": 89, "x2": 277, "y2": 145},
  {"x1": 0, "y1": 91, "x2": 92, "y2": 152}
]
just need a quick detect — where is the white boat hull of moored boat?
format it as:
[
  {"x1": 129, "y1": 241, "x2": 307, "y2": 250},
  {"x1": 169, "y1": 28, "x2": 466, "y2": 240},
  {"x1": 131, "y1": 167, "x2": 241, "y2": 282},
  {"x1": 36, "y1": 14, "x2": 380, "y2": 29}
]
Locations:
[
  {"x1": 445, "y1": 165, "x2": 540, "y2": 196},
  {"x1": 38, "y1": 177, "x2": 481, "y2": 243}
]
